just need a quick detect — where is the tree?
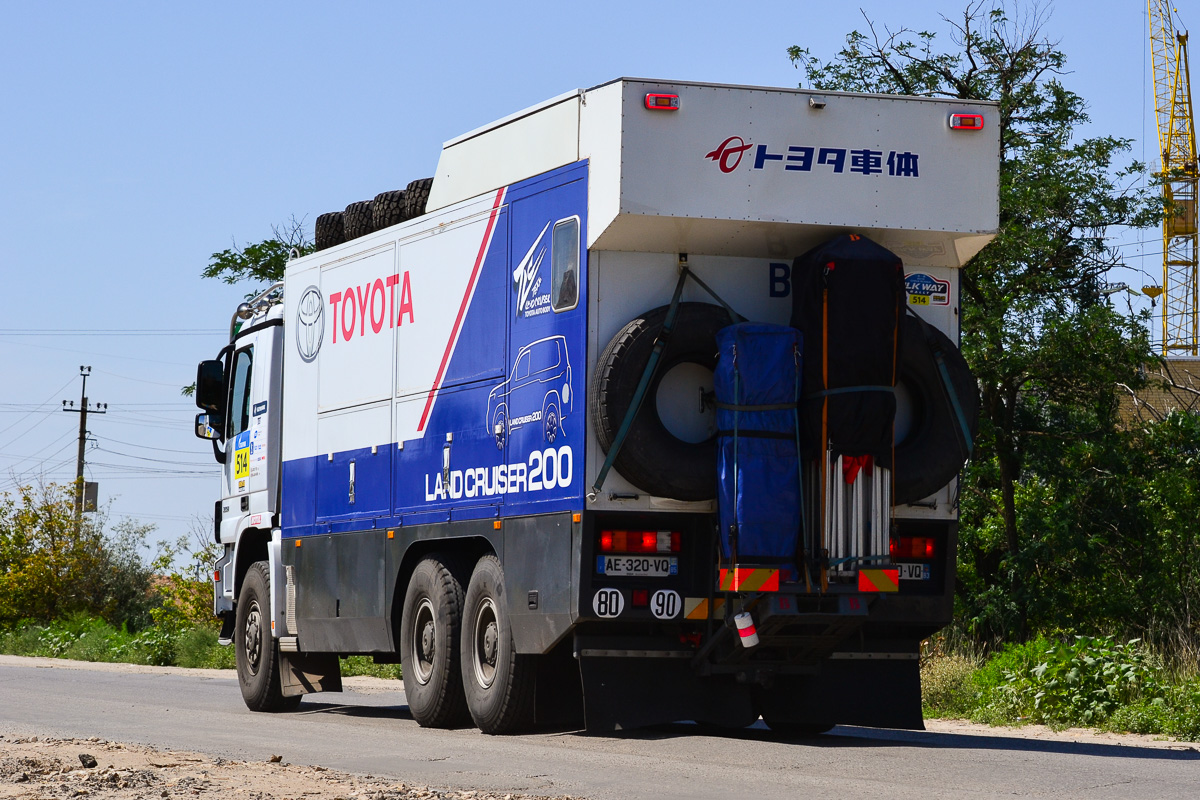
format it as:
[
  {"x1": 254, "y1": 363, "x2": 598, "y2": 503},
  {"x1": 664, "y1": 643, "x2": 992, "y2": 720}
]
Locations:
[
  {"x1": 0, "y1": 482, "x2": 155, "y2": 630},
  {"x1": 203, "y1": 215, "x2": 314, "y2": 288},
  {"x1": 790, "y1": 2, "x2": 1161, "y2": 640}
]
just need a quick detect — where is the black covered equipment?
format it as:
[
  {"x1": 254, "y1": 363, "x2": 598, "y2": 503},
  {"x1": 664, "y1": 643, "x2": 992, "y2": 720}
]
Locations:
[{"x1": 790, "y1": 234, "x2": 904, "y2": 460}]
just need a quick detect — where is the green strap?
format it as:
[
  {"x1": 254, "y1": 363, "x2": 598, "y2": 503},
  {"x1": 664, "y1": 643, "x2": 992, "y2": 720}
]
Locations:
[
  {"x1": 933, "y1": 347, "x2": 974, "y2": 457},
  {"x1": 590, "y1": 269, "x2": 690, "y2": 498}
]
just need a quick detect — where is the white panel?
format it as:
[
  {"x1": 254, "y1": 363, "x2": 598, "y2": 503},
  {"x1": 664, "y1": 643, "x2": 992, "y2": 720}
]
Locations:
[
  {"x1": 578, "y1": 82, "x2": 624, "y2": 249},
  {"x1": 281, "y1": 261, "x2": 321, "y2": 464},
  {"x1": 616, "y1": 82, "x2": 998, "y2": 232},
  {"x1": 391, "y1": 206, "x2": 500, "y2": 448},
  {"x1": 317, "y1": 400, "x2": 391, "y2": 455},
  {"x1": 318, "y1": 246, "x2": 397, "y2": 411},
  {"x1": 428, "y1": 97, "x2": 579, "y2": 212}
]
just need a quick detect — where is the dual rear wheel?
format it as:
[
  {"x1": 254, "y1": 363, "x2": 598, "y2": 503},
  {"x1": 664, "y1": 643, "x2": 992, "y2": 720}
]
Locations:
[{"x1": 401, "y1": 553, "x2": 533, "y2": 734}]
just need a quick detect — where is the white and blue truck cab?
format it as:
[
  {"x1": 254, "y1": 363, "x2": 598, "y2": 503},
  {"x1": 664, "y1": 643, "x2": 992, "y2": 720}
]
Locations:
[{"x1": 194, "y1": 78, "x2": 998, "y2": 733}]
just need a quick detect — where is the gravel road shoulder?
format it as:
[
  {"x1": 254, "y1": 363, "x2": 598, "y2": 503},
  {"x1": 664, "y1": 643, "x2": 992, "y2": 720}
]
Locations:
[{"x1": 0, "y1": 733, "x2": 578, "y2": 800}]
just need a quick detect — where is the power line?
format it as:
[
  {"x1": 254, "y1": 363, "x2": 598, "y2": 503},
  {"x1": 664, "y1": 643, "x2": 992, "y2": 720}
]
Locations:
[{"x1": 0, "y1": 329, "x2": 222, "y2": 336}]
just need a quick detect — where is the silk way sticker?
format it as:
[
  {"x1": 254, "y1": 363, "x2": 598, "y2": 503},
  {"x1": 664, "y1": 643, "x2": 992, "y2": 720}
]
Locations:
[{"x1": 905, "y1": 272, "x2": 950, "y2": 306}]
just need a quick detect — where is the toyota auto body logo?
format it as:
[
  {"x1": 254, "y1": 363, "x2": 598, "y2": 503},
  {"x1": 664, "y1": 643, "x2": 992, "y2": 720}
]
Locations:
[
  {"x1": 296, "y1": 285, "x2": 324, "y2": 362},
  {"x1": 705, "y1": 136, "x2": 752, "y2": 173}
]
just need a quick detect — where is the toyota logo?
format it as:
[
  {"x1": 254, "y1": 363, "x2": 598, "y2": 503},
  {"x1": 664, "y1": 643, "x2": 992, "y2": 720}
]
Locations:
[{"x1": 296, "y1": 285, "x2": 324, "y2": 363}]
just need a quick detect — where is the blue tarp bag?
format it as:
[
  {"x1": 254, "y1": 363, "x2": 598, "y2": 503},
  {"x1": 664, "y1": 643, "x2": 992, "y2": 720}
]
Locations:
[{"x1": 714, "y1": 323, "x2": 804, "y2": 562}]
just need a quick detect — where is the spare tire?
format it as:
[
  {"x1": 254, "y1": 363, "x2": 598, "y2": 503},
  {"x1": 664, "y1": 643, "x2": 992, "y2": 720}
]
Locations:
[
  {"x1": 372, "y1": 190, "x2": 407, "y2": 230},
  {"x1": 314, "y1": 212, "x2": 345, "y2": 251},
  {"x1": 591, "y1": 303, "x2": 733, "y2": 501},
  {"x1": 343, "y1": 200, "x2": 375, "y2": 240},
  {"x1": 404, "y1": 178, "x2": 434, "y2": 219},
  {"x1": 881, "y1": 314, "x2": 978, "y2": 504}
]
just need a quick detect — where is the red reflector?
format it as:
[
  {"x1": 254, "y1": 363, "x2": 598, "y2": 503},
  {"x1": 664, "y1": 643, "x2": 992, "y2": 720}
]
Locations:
[
  {"x1": 213, "y1": 570, "x2": 220, "y2": 582},
  {"x1": 645, "y1": 93, "x2": 680, "y2": 111},
  {"x1": 632, "y1": 589, "x2": 649, "y2": 607},
  {"x1": 671, "y1": 531, "x2": 681, "y2": 552},
  {"x1": 949, "y1": 113, "x2": 984, "y2": 130}
]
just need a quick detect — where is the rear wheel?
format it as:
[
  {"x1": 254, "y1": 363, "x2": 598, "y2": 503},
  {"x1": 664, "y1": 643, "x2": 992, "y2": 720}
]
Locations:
[
  {"x1": 461, "y1": 555, "x2": 534, "y2": 734},
  {"x1": 400, "y1": 555, "x2": 470, "y2": 728},
  {"x1": 235, "y1": 561, "x2": 301, "y2": 712}
]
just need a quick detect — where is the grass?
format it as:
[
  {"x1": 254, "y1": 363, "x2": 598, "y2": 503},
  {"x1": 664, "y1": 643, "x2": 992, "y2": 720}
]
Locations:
[
  {"x1": 0, "y1": 616, "x2": 400, "y2": 680},
  {"x1": 922, "y1": 634, "x2": 1200, "y2": 740}
]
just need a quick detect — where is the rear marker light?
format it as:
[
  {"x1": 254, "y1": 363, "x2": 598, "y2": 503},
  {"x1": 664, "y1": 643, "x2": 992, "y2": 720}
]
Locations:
[
  {"x1": 645, "y1": 93, "x2": 680, "y2": 111},
  {"x1": 949, "y1": 113, "x2": 984, "y2": 130},
  {"x1": 213, "y1": 570, "x2": 220, "y2": 583}
]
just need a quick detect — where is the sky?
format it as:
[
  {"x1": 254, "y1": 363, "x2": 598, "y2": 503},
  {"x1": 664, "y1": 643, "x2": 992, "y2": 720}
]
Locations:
[{"x1": 0, "y1": 1, "x2": 1170, "y2": 551}]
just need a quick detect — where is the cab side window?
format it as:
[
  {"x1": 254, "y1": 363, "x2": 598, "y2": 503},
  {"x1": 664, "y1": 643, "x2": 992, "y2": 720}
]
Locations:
[
  {"x1": 227, "y1": 347, "x2": 254, "y2": 439},
  {"x1": 551, "y1": 217, "x2": 579, "y2": 312}
]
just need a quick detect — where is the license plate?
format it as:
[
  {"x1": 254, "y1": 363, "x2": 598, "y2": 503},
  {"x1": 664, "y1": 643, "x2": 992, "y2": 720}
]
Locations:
[
  {"x1": 596, "y1": 555, "x2": 678, "y2": 577},
  {"x1": 897, "y1": 563, "x2": 931, "y2": 581}
]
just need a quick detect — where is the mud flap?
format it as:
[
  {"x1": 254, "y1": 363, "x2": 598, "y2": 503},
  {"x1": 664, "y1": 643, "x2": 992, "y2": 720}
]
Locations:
[
  {"x1": 576, "y1": 637, "x2": 756, "y2": 731},
  {"x1": 753, "y1": 651, "x2": 923, "y2": 730},
  {"x1": 217, "y1": 612, "x2": 235, "y2": 646},
  {"x1": 278, "y1": 652, "x2": 343, "y2": 698}
]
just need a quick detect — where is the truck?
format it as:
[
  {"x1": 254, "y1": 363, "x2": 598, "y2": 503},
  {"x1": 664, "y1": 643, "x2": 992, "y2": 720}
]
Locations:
[{"x1": 193, "y1": 78, "x2": 999, "y2": 734}]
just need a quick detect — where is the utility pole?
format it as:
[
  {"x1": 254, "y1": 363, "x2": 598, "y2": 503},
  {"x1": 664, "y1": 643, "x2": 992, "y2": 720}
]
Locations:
[{"x1": 62, "y1": 366, "x2": 106, "y2": 530}]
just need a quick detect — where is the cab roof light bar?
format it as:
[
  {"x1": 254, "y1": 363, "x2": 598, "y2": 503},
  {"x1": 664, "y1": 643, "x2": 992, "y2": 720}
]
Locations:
[{"x1": 645, "y1": 93, "x2": 680, "y2": 111}]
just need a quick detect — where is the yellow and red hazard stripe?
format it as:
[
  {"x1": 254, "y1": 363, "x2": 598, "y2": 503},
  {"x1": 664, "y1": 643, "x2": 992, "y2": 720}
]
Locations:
[
  {"x1": 857, "y1": 568, "x2": 899, "y2": 593},
  {"x1": 719, "y1": 567, "x2": 780, "y2": 592}
]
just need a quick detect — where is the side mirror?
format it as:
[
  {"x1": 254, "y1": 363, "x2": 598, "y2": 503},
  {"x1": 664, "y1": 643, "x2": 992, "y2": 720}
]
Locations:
[
  {"x1": 195, "y1": 412, "x2": 218, "y2": 440},
  {"x1": 195, "y1": 359, "x2": 226, "y2": 414}
]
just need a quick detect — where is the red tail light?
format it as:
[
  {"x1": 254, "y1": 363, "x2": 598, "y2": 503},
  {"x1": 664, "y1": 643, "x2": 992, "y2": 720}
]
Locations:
[
  {"x1": 599, "y1": 529, "x2": 681, "y2": 553},
  {"x1": 890, "y1": 536, "x2": 936, "y2": 560}
]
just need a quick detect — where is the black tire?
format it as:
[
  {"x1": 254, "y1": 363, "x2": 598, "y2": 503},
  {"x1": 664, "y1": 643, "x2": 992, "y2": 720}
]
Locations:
[
  {"x1": 492, "y1": 406, "x2": 507, "y2": 450},
  {"x1": 403, "y1": 178, "x2": 434, "y2": 220},
  {"x1": 882, "y1": 315, "x2": 979, "y2": 505},
  {"x1": 400, "y1": 555, "x2": 470, "y2": 728},
  {"x1": 590, "y1": 302, "x2": 732, "y2": 501},
  {"x1": 235, "y1": 562, "x2": 301, "y2": 712},
  {"x1": 315, "y1": 212, "x2": 345, "y2": 251},
  {"x1": 544, "y1": 403, "x2": 559, "y2": 444},
  {"x1": 372, "y1": 190, "x2": 407, "y2": 230},
  {"x1": 343, "y1": 200, "x2": 375, "y2": 240},
  {"x1": 460, "y1": 555, "x2": 534, "y2": 734}
]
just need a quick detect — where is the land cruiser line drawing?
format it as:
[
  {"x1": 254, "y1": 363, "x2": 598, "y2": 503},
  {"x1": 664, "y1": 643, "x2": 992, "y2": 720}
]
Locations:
[{"x1": 487, "y1": 335, "x2": 572, "y2": 448}]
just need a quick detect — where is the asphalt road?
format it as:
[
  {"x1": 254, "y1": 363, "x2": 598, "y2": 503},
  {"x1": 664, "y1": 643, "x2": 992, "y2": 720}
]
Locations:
[{"x1": 1, "y1": 656, "x2": 1196, "y2": 799}]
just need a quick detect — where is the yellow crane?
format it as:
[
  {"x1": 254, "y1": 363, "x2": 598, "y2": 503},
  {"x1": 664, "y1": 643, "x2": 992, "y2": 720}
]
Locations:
[{"x1": 1148, "y1": 1, "x2": 1199, "y2": 355}]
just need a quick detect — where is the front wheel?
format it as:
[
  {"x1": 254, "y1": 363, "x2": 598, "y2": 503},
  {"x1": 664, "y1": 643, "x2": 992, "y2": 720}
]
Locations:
[
  {"x1": 235, "y1": 561, "x2": 300, "y2": 712},
  {"x1": 461, "y1": 555, "x2": 534, "y2": 734}
]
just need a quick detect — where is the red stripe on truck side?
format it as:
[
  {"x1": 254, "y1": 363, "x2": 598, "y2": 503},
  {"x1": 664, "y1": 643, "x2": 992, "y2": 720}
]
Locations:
[{"x1": 417, "y1": 187, "x2": 507, "y2": 432}]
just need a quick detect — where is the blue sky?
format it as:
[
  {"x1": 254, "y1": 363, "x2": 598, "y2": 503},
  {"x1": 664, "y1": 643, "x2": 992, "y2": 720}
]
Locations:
[{"x1": 0, "y1": 1, "x2": 1166, "y2": 547}]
